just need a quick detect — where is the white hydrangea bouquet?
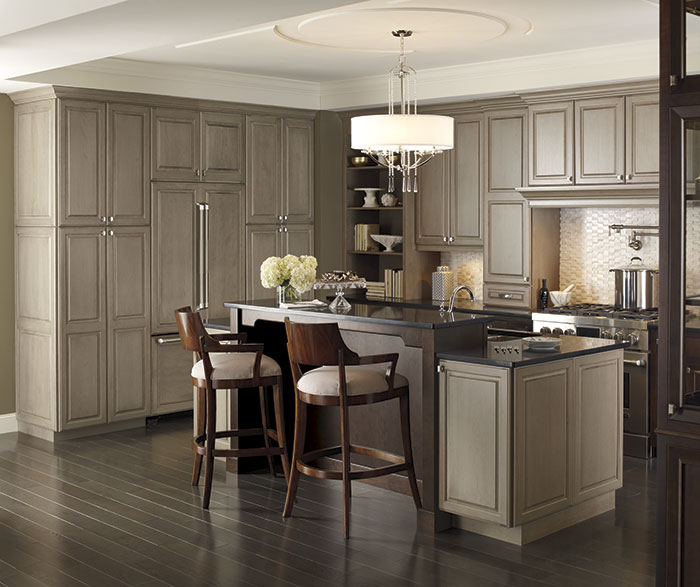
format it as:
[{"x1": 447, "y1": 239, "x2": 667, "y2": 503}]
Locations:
[{"x1": 260, "y1": 254, "x2": 318, "y2": 303}]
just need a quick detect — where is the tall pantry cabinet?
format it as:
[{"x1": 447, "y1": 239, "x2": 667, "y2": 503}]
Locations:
[{"x1": 14, "y1": 93, "x2": 151, "y2": 439}]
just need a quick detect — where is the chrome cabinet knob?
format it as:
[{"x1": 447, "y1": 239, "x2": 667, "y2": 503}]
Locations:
[
  {"x1": 100, "y1": 230, "x2": 106, "y2": 236},
  {"x1": 108, "y1": 216, "x2": 114, "y2": 222},
  {"x1": 443, "y1": 236, "x2": 448, "y2": 243},
  {"x1": 278, "y1": 215, "x2": 283, "y2": 222},
  {"x1": 283, "y1": 215, "x2": 288, "y2": 221},
  {"x1": 617, "y1": 174, "x2": 624, "y2": 182},
  {"x1": 524, "y1": 276, "x2": 530, "y2": 283},
  {"x1": 109, "y1": 230, "x2": 114, "y2": 236},
  {"x1": 195, "y1": 169, "x2": 200, "y2": 176},
  {"x1": 567, "y1": 176, "x2": 573, "y2": 183},
  {"x1": 278, "y1": 226, "x2": 283, "y2": 232},
  {"x1": 448, "y1": 236, "x2": 455, "y2": 243},
  {"x1": 100, "y1": 216, "x2": 106, "y2": 223},
  {"x1": 283, "y1": 227, "x2": 288, "y2": 233},
  {"x1": 202, "y1": 169, "x2": 207, "y2": 177},
  {"x1": 626, "y1": 174, "x2": 633, "y2": 181}
]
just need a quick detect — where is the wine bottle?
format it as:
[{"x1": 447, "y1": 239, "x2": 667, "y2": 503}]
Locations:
[{"x1": 538, "y1": 278, "x2": 550, "y2": 310}]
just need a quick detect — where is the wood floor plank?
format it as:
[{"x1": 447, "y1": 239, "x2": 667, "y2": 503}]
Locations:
[{"x1": 0, "y1": 415, "x2": 657, "y2": 587}]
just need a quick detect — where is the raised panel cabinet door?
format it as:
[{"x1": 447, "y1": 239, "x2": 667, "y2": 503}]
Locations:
[
  {"x1": 246, "y1": 225, "x2": 281, "y2": 300},
  {"x1": 415, "y1": 151, "x2": 450, "y2": 247},
  {"x1": 528, "y1": 101, "x2": 574, "y2": 186},
  {"x1": 625, "y1": 93, "x2": 659, "y2": 184},
  {"x1": 451, "y1": 116, "x2": 483, "y2": 245},
  {"x1": 571, "y1": 351, "x2": 623, "y2": 503},
  {"x1": 107, "y1": 104, "x2": 150, "y2": 225},
  {"x1": 283, "y1": 223, "x2": 315, "y2": 257},
  {"x1": 204, "y1": 185, "x2": 245, "y2": 321},
  {"x1": 486, "y1": 110, "x2": 527, "y2": 195},
  {"x1": 246, "y1": 115, "x2": 282, "y2": 224},
  {"x1": 484, "y1": 198, "x2": 530, "y2": 284},
  {"x1": 15, "y1": 100, "x2": 56, "y2": 226},
  {"x1": 59, "y1": 228, "x2": 107, "y2": 430},
  {"x1": 202, "y1": 112, "x2": 245, "y2": 183},
  {"x1": 513, "y1": 359, "x2": 573, "y2": 525},
  {"x1": 282, "y1": 118, "x2": 314, "y2": 223},
  {"x1": 107, "y1": 227, "x2": 151, "y2": 422},
  {"x1": 151, "y1": 108, "x2": 200, "y2": 181},
  {"x1": 151, "y1": 183, "x2": 197, "y2": 333},
  {"x1": 438, "y1": 361, "x2": 511, "y2": 525},
  {"x1": 59, "y1": 100, "x2": 106, "y2": 226},
  {"x1": 575, "y1": 97, "x2": 625, "y2": 185},
  {"x1": 151, "y1": 336, "x2": 195, "y2": 415}
]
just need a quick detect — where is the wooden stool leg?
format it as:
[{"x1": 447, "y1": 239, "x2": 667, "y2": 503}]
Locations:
[
  {"x1": 283, "y1": 398, "x2": 306, "y2": 518},
  {"x1": 400, "y1": 393, "x2": 422, "y2": 510},
  {"x1": 340, "y1": 399, "x2": 351, "y2": 539},
  {"x1": 258, "y1": 386, "x2": 276, "y2": 477},
  {"x1": 202, "y1": 385, "x2": 217, "y2": 509},
  {"x1": 272, "y1": 380, "x2": 291, "y2": 485},
  {"x1": 192, "y1": 386, "x2": 205, "y2": 486}
]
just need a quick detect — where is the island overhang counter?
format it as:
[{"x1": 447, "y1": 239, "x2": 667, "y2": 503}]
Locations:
[{"x1": 223, "y1": 299, "x2": 491, "y2": 531}]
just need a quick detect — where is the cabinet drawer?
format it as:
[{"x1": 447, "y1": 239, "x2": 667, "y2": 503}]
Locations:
[{"x1": 483, "y1": 283, "x2": 531, "y2": 308}]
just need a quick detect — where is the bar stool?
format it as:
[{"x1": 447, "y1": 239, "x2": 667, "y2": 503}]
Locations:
[
  {"x1": 282, "y1": 318, "x2": 421, "y2": 538},
  {"x1": 174, "y1": 307, "x2": 290, "y2": 509}
]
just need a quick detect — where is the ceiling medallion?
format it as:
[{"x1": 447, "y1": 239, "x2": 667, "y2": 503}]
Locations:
[{"x1": 350, "y1": 30, "x2": 454, "y2": 193}]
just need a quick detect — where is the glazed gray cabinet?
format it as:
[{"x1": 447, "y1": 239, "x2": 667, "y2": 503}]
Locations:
[
  {"x1": 151, "y1": 334, "x2": 194, "y2": 415},
  {"x1": 59, "y1": 226, "x2": 151, "y2": 430},
  {"x1": 416, "y1": 114, "x2": 483, "y2": 249},
  {"x1": 245, "y1": 223, "x2": 314, "y2": 300},
  {"x1": 246, "y1": 115, "x2": 314, "y2": 225},
  {"x1": 151, "y1": 182, "x2": 245, "y2": 333},
  {"x1": 438, "y1": 352, "x2": 622, "y2": 543},
  {"x1": 484, "y1": 199, "x2": 530, "y2": 287},
  {"x1": 528, "y1": 93, "x2": 658, "y2": 186},
  {"x1": 59, "y1": 100, "x2": 150, "y2": 226},
  {"x1": 151, "y1": 108, "x2": 245, "y2": 183}
]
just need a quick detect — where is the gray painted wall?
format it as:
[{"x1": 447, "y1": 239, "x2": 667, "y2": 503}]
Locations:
[{"x1": 0, "y1": 95, "x2": 14, "y2": 415}]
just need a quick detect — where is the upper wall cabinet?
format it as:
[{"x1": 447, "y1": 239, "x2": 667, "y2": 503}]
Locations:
[
  {"x1": 151, "y1": 108, "x2": 245, "y2": 183},
  {"x1": 246, "y1": 115, "x2": 314, "y2": 225},
  {"x1": 415, "y1": 114, "x2": 483, "y2": 250},
  {"x1": 56, "y1": 100, "x2": 150, "y2": 227},
  {"x1": 527, "y1": 92, "x2": 659, "y2": 187}
]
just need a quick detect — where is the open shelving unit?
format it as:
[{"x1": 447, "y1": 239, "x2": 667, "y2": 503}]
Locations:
[{"x1": 340, "y1": 117, "x2": 439, "y2": 299}]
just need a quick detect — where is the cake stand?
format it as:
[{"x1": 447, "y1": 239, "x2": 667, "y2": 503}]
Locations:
[{"x1": 313, "y1": 279, "x2": 367, "y2": 312}]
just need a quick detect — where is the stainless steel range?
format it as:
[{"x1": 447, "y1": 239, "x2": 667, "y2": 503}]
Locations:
[{"x1": 532, "y1": 304, "x2": 658, "y2": 459}]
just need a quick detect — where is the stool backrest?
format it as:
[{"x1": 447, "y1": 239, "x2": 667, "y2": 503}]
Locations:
[
  {"x1": 174, "y1": 306, "x2": 207, "y2": 353},
  {"x1": 284, "y1": 318, "x2": 359, "y2": 368}
]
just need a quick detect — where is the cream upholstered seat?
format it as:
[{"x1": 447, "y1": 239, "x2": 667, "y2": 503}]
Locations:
[
  {"x1": 191, "y1": 352, "x2": 281, "y2": 381},
  {"x1": 297, "y1": 364, "x2": 408, "y2": 396}
]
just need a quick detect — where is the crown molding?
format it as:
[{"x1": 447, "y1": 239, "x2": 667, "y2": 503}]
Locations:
[
  {"x1": 320, "y1": 38, "x2": 662, "y2": 110},
  {"x1": 15, "y1": 57, "x2": 322, "y2": 110}
]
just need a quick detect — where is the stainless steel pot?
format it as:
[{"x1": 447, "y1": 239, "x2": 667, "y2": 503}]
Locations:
[{"x1": 609, "y1": 256, "x2": 658, "y2": 309}]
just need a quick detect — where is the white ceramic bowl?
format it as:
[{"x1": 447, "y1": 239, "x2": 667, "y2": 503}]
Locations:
[
  {"x1": 549, "y1": 291, "x2": 573, "y2": 306},
  {"x1": 370, "y1": 234, "x2": 403, "y2": 252}
]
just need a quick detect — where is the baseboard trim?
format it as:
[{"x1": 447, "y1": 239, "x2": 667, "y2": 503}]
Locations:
[{"x1": 0, "y1": 413, "x2": 18, "y2": 435}]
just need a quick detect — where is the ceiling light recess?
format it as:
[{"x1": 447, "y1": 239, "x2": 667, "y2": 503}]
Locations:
[{"x1": 351, "y1": 30, "x2": 453, "y2": 193}]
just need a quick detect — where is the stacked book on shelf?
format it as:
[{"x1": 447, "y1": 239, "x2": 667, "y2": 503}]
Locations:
[
  {"x1": 384, "y1": 268, "x2": 403, "y2": 300},
  {"x1": 365, "y1": 281, "x2": 386, "y2": 300},
  {"x1": 353, "y1": 223, "x2": 380, "y2": 251}
]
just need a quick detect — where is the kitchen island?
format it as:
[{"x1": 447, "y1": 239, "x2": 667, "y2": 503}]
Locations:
[
  {"x1": 221, "y1": 300, "x2": 625, "y2": 538},
  {"x1": 437, "y1": 335, "x2": 626, "y2": 544}
]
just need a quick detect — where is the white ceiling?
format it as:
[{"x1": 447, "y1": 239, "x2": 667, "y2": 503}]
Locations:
[{"x1": 1, "y1": 0, "x2": 675, "y2": 108}]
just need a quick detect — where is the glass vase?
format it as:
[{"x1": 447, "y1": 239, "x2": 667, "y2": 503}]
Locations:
[{"x1": 276, "y1": 284, "x2": 298, "y2": 305}]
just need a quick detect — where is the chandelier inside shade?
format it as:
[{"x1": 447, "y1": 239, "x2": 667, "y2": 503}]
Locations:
[{"x1": 350, "y1": 30, "x2": 454, "y2": 193}]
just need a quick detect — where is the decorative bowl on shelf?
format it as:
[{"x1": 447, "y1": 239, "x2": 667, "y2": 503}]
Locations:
[
  {"x1": 351, "y1": 156, "x2": 370, "y2": 167},
  {"x1": 370, "y1": 234, "x2": 403, "y2": 252}
]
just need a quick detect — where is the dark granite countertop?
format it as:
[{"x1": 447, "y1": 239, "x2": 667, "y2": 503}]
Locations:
[
  {"x1": 437, "y1": 335, "x2": 627, "y2": 368},
  {"x1": 224, "y1": 299, "x2": 493, "y2": 330},
  {"x1": 369, "y1": 298, "x2": 532, "y2": 319}
]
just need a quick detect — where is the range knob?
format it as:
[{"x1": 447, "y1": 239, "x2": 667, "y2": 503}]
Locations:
[
  {"x1": 564, "y1": 328, "x2": 576, "y2": 336},
  {"x1": 601, "y1": 330, "x2": 612, "y2": 339},
  {"x1": 626, "y1": 333, "x2": 639, "y2": 346},
  {"x1": 614, "y1": 331, "x2": 626, "y2": 342},
  {"x1": 552, "y1": 328, "x2": 564, "y2": 335},
  {"x1": 539, "y1": 326, "x2": 551, "y2": 334}
]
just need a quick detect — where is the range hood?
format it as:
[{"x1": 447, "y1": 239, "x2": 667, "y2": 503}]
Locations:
[{"x1": 517, "y1": 185, "x2": 659, "y2": 208}]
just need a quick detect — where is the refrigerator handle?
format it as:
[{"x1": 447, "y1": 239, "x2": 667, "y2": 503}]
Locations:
[{"x1": 195, "y1": 202, "x2": 209, "y2": 311}]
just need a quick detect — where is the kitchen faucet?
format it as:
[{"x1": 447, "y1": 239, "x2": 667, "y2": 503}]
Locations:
[{"x1": 447, "y1": 285, "x2": 475, "y2": 313}]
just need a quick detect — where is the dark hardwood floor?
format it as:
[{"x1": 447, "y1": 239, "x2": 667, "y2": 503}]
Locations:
[{"x1": 0, "y1": 415, "x2": 655, "y2": 587}]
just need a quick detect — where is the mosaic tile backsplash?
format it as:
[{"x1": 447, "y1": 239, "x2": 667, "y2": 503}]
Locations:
[{"x1": 442, "y1": 206, "x2": 700, "y2": 305}]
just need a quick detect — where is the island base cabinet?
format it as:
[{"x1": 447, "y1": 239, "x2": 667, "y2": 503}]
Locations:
[
  {"x1": 438, "y1": 362, "x2": 510, "y2": 525},
  {"x1": 438, "y1": 350, "x2": 623, "y2": 544}
]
